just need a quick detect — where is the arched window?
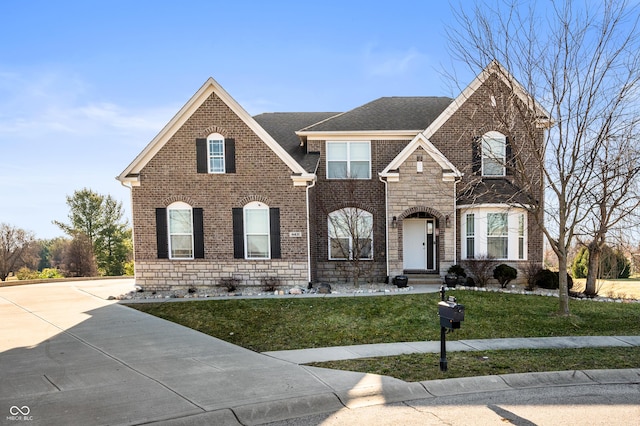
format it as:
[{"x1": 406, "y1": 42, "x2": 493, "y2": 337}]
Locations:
[
  {"x1": 482, "y1": 131, "x2": 506, "y2": 176},
  {"x1": 167, "y1": 201, "x2": 193, "y2": 259},
  {"x1": 207, "y1": 133, "x2": 225, "y2": 173},
  {"x1": 244, "y1": 201, "x2": 270, "y2": 259},
  {"x1": 328, "y1": 208, "x2": 373, "y2": 260}
]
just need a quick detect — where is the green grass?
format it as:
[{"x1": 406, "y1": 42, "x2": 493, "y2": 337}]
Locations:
[
  {"x1": 309, "y1": 347, "x2": 640, "y2": 382},
  {"x1": 126, "y1": 291, "x2": 640, "y2": 352},
  {"x1": 126, "y1": 292, "x2": 640, "y2": 381}
]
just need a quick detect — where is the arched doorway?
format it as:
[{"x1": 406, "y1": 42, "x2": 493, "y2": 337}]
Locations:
[{"x1": 402, "y1": 212, "x2": 438, "y2": 272}]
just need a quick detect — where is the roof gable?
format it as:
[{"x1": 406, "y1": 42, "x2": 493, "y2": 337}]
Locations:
[
  {"x1": 380, "y1": 133, "x2": 462, "y2": 182},
  {"x1": 423, "y1": 60, "x2": 552, "y2": 139},
  {"x1": 117, "y1": 78, "x2": 312, "y2": 185}
]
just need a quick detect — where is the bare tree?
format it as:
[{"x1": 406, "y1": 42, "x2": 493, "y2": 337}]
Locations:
[
  {"x1": 60, "y1": 233, "x2": 98, "y2": 277},
  {"x1": 327, "y1": 206, "x2": 374, "y2": 287},
  {"x1": 579, "y1": 132, "x2": 640, "y2": 295},
  {"x1": 448, "y1": 0, "x2": 640, "y2": 315},
  {"x1": 0, "y1": 223, "x2": 36, "y2": 281}
]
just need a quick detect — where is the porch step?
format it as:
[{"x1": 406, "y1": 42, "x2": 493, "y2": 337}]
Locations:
[{"x1": 401, "y1": 274, "x2": 443, "y2": 286}]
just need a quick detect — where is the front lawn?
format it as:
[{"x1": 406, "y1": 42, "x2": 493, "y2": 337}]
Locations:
[{"x1": 126, "y1": 291, "x2": 640, "y2": 352}]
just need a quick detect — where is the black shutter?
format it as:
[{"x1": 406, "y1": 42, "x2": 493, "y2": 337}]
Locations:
[
  {"x1": 505, "y1": 137, "x2": 515, "y2": 175},
  {"x1": 472, "y1": 136, "x2": 482, "y2": 175},
  {"x1": 225, "y1": 138, "x2": 236, "y2": 173},
  {"x1": 156, "y1": 208, "x2": 168, "y2": 259},
  {"x1": 232, "y1": 208, "x2": 244, "y2": 259},
  {"x1": 193, "y1": 208, "x2": 204, "y2": 258},
  {"x1": 270, "y1": 208, "x2": 281, "y2": 259},
  {"x1": 196, "y1": 138, "x2": 208, "y2": 173}
]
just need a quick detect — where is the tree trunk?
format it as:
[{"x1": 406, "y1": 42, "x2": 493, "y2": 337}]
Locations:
[
  {"x1": 557, "y1": 253, "x2": 571, "y2": 316},
  {"x1": 584, "y1": 243, "x2": 602, "y2": 297}
]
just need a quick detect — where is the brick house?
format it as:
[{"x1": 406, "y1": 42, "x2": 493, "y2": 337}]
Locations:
[{"x1": 118, "y1": 61, "x2": 550, "y2": 291}]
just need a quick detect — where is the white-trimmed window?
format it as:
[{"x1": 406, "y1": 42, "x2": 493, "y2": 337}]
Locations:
[
  {"x1": 465, "y1": 214, "x2": 475, "y2": 259},
  {"x1": 487, "y1": 213, "x2": 508, "y2": 258},
  {"x1": 167, "y1": 202, "x2": 194, "y2": 259},
  {"x1": 518, "y1": 214, "x2": 526, "y2": 260},
  {"x1": 482, "y1": 131, "x2": 506, "y2": 176},
  {"x1": 461, "y1": 207, "x2": 527, "y2": 261},
  {"x1": 328, "y1": 208, "x2": 373, "y2": 260},
  {"x1": 244, "y1": 202, "x2": 270, "y2": 259},
  {"x1": 208, "y1": 133, "x2": 225, "y2": 173},
  {"x1": 326, "y1": 141, "x2": 371, "y2": 179}
]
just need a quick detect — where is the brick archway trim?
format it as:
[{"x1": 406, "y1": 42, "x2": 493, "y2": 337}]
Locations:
[{"x1": 398, "y1": 206, "x2": 445, "y2": 221}]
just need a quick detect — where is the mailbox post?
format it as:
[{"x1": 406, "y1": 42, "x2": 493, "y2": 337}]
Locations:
[{"x1": 438, "y1": 285, "x2": 464, "y2": 372}]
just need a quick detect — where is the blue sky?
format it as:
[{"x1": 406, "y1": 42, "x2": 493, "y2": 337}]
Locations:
[{"x1": 1, "y1": 0, "x2": 478, "y2": 239}]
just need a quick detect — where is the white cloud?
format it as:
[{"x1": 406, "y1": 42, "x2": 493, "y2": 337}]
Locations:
[{"x1": 362, "y1": 45, "x2": 428, "y2": 77}]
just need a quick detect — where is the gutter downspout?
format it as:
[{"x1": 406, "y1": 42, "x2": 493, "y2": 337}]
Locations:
[
  {"x1": 453, "y1": 176, "x2": 462, "y2": 265},
  {"x1": 379, "y1": 175, "x2": 390, "y2": 280},
  {"x1": 305, "y1": 178, "x2": 316, "y2": 286}
]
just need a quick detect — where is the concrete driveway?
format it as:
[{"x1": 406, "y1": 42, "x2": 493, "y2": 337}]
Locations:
[
  {"x1": 1, "y1": 279, "x2": 639, "y2": 425},
  {"x1": 0, "y1": 279, "x2": 428, "y2": 425}
]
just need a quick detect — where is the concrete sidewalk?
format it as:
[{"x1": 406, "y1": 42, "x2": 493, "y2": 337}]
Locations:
[
  {"x1": 263, "y1": 336, "x2": 640, "y2": 364},
  {"x1": 1, "y1": 279, "x2": 639, "y2": 426}
]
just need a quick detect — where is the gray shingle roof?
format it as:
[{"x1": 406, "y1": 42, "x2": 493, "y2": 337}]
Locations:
[
  {"x1": 253, "y1": 112, "x2": 339, "y2": 172},
  {"x1": 253, "y1": 97, "x2": 453, "y2": 173},
  {"x1": 300, "y1": 97, "x2": 453, "y2": 132},
  {"x1": 458, "y1": 179, "x2": 535, "y2": 205}
]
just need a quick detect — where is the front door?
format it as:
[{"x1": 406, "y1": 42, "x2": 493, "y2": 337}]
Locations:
[{"x1": 403, "y1": 219, "x2": 436, "y2": 271}]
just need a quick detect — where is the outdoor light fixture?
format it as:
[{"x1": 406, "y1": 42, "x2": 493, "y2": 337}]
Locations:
[
  {"x1": 391, "y1": 216, "x2": 397, "y2": 228},
  {"x1": 445, "y1": 214, "x2": 451, "y2": 228}
]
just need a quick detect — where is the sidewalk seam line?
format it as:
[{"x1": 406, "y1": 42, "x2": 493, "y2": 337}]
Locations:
[{"x1": 1, "y1": 294, "x2": 208, "y2": 413}]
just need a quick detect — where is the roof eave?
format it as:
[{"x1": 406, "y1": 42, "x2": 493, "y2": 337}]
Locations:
[
  {"x1": 296, "y1": 130, "x2": 420, "y2": 140},
  {"x1": 118, "y1": 77, "x2": 308, "y2": 183}
]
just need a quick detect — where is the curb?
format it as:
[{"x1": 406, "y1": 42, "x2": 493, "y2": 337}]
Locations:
[{"x1": 147, "y1": 369, "x2": 640, "y2": 425}]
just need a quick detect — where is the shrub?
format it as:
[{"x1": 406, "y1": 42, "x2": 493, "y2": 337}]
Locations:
[
  {"x1": 447, "y1": 264, "x2": 466, "y2": 277},
  {"x1": 261, "y1": 277, "x2": 281, "y2": 292},
  {"x1": 16, "y1": 267, "x2": 39, "y2": 280},
  {"x1": 218, "y1": 277, "x2": 240, "y2": 293},
  {"x1": 571, "y1": 247, "x2": 589, "y2": 278},
  {"x1": 534, "y1": 269, "x2": 573, "y2": 290},
  {"x1": 461, "y1": 255, "x2": 497, "y2": 287},
  {"x1": 493, "y1": 264, "x2": 518, "y2": 288},
  {"x1": 571, "y1": 245, "x2": 631, "y2": 279},
  {"x1": 124, "y1": 261, "x2": 135, "y2": 276},
  {"x1": 39, "y1": 268, "x2": 63, "y2": 279},
  {"x1": 522, "y1": 261, "x2": 543, "y2": 291}
]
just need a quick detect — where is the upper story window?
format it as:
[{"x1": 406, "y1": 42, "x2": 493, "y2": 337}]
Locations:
[
  {"x1": 244, "y1": 202, "x2": 270, "y2": 259},
  {"x1": 482, "y1": 131, "x2": 506, "y2": 176},
  {"x1": 196, "y1": 135, "x2": 235, "y2": 174},
  {"x1": 207, "y1": 133, "x2": 225, "y2": 173},
  {"x1": 328, "y1": 208, "x2": 373, "y2": 260},
  {"x1": 167, "y1": 202, "x2": 194, "y2": 259},
  {"x1": 326, "y1": 141, "x2": 371, "y2": 179}
]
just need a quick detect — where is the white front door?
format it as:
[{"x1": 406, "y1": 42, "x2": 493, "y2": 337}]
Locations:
[{"x1": 403, "y1": 219, "x2": 436, "y2": 271}]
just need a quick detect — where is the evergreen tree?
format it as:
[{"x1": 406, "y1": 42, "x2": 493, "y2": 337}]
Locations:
[{"x1": 54, "y1": 188, "x2": 132, "y2": 276}]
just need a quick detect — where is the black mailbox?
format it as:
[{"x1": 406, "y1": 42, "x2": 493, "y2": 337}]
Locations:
[{"x1": 438, "y1": 300, "x2": 465, "y2": 329}]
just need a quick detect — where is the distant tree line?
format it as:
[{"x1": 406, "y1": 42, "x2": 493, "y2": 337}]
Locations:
[{"x1": 0, "y1": 188, "x2": 132, "y2": 281}]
